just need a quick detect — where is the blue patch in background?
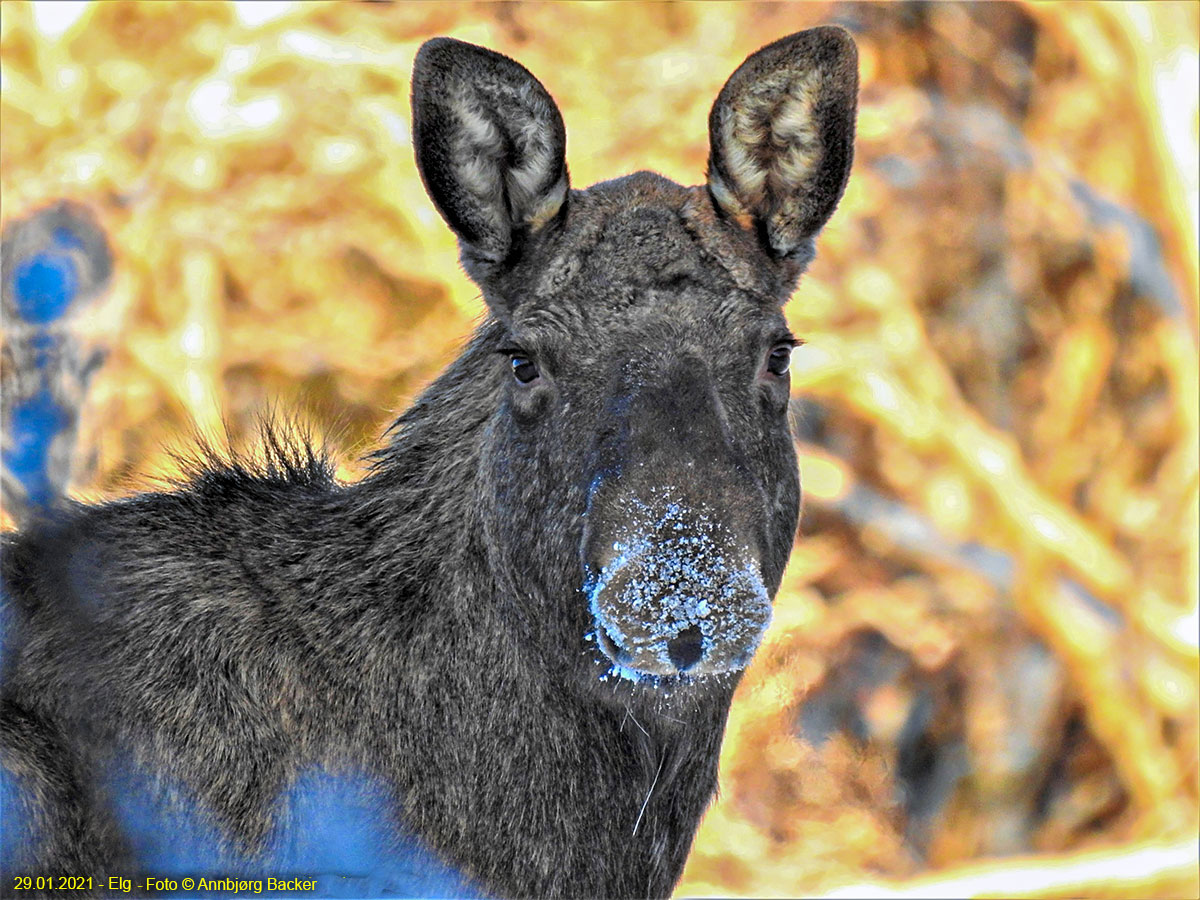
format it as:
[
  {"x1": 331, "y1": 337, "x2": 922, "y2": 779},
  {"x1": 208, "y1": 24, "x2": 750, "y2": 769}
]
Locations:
[
  {"x1": 50, "y1": 226, "x2": 86, "y2": 252},
  {"x1": 108, "y1": 762, "x2": 486, "y2": 899},
  {"x1": 2, "y1": 203, "x2": 113, "y2": 520},
  {"x1": 12, "y1": 251, "x2": 80, "y2": 325},
  {"x1": 5, "y1": 219, "x2": 93, "y2": 325},
  {"x1": 5, "y1": 388, "x2": 72, "y2": 509}
]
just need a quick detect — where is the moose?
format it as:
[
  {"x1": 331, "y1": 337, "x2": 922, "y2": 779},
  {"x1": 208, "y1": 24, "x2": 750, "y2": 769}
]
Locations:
[{"x1": 0, "y1": 27, "x2": 858, "y2": 899}]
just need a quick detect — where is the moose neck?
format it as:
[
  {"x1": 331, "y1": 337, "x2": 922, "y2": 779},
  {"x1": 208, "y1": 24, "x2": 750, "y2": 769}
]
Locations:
[{"x1": 342, "y1": 321, "x2": 736, "y2": 898}]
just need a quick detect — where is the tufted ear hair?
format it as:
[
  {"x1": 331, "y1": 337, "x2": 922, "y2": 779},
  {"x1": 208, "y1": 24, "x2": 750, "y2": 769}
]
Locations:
[
  {"x1": 707, "y1": 26, "x2": 858, "y2": 261},
  {"x1": 412, "y1": 38, "x2": 569, "y2": 271}
]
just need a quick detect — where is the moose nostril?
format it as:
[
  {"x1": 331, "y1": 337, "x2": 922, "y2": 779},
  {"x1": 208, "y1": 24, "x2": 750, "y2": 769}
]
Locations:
[{"x1": 667, "y1": 625, "x2": 705, "y2": 672}]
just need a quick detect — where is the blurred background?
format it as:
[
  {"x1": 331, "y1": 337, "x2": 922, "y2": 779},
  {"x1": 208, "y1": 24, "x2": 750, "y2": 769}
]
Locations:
[{"x1": 1, "y1": 2, "x2": 1197, "y2": 897}]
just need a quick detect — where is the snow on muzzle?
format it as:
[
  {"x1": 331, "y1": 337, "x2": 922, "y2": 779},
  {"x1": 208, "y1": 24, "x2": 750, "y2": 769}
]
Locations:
[{"x1": 583, "y1": 494, "x2": 771, "y2": 681}]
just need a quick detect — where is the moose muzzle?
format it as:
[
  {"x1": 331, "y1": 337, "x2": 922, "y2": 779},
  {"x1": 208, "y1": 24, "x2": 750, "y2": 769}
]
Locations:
[
  {"x1": 582, "y1": 355, "x2": 773, "y2": 680},
  {"x1": 584, "y1": 492, "x2": 771, "y2": 679}
]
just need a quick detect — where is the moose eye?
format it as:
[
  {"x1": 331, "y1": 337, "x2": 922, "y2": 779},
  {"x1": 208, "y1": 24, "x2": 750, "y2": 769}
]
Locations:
[
  {"x1": 511, "y1": 355, "x2": 540, "y2": 384},
  {"x1": 766, "y1": 344, "x2": 793, "y2": 377}
]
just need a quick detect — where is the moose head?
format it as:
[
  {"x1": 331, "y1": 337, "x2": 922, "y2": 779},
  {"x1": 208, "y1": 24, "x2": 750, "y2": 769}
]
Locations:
[{"x1": 411, "y1": 28, "x2": 857, "y2": 692}]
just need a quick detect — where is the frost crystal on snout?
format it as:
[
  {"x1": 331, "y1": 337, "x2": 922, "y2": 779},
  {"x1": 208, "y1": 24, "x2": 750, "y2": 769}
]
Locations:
[{"x1": 585, "y1": 491, "x2": 771, "y2": 682}]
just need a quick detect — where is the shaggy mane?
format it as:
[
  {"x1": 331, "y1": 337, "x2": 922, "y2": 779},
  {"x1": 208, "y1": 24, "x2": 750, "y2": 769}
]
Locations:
[{"x1": 164, "y1": 412, "x2": 337, "y2": 492}]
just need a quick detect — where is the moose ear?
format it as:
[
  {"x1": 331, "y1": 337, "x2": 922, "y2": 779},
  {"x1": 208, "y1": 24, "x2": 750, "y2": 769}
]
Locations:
[
  {"x1": 707, "y1": 27, "x2": 858, "y2": 259},
  {"x1": 412, "y1": 38, "x2": 569, "y2": 269}
]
